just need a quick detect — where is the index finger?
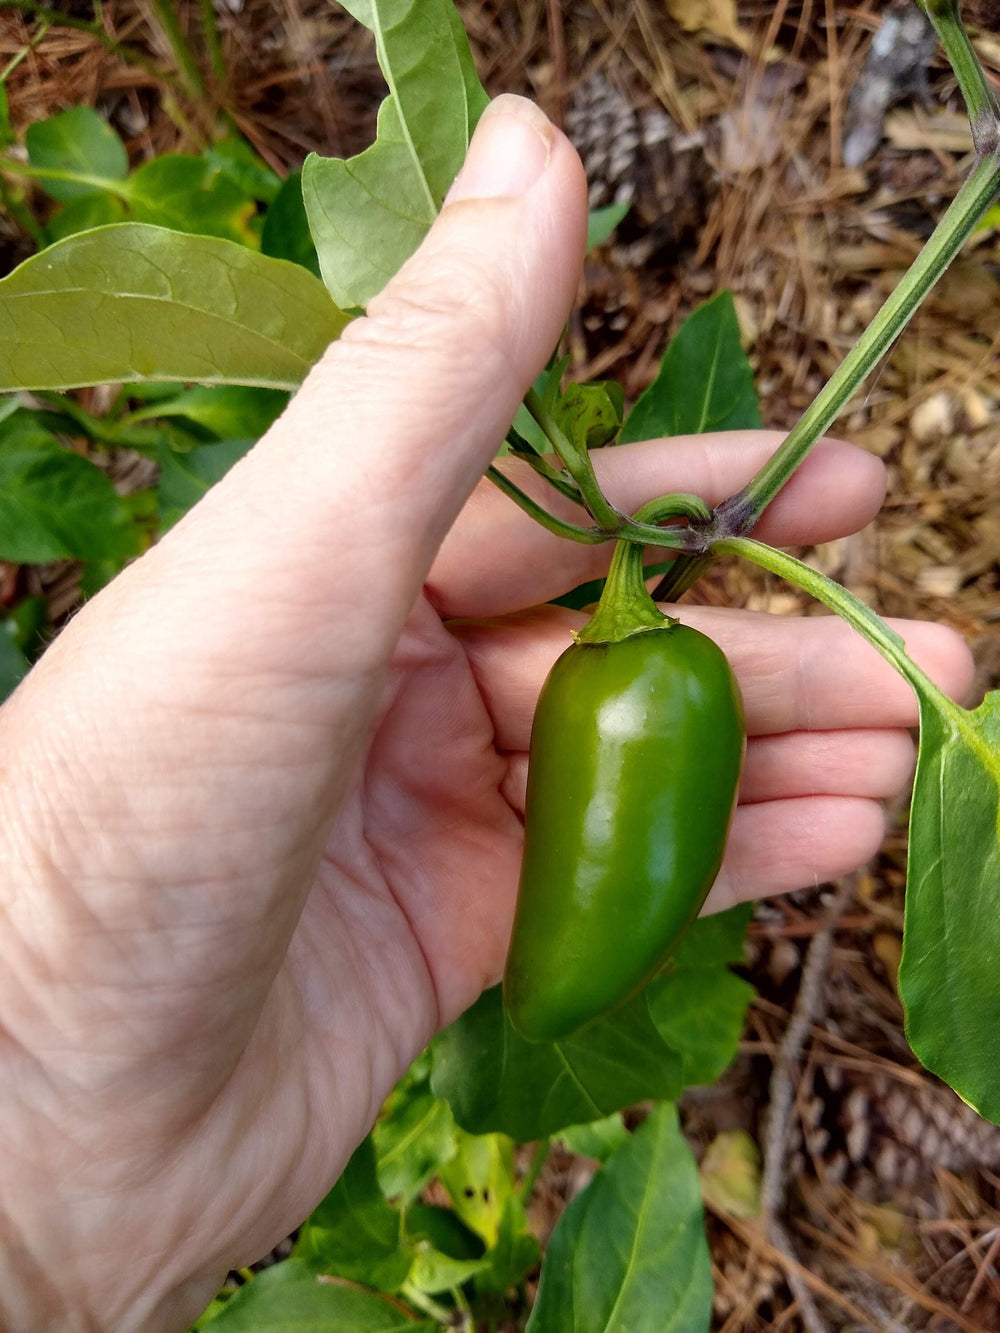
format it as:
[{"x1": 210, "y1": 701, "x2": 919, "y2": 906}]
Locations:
[{"x1": 426, "y1": 431, "x2": 885, "y2": 618}]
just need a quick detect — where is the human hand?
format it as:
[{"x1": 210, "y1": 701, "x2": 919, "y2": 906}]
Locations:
[{"x1": 0, "y1": 96, "x2": 972, "y2": 1332}]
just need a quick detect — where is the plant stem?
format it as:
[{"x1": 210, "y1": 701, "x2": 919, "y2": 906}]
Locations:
[
  {"x1": 198, "y1": 0, "x2": 228, "y2": 91},
  {"x1": 0, "y1": 159, "x2": 133, "y2": 200},
  {"x1": 725, "y1": 150, "x2": 1000, "y2": 532},
  {"x1": 915, "y1": 0, "x2": 1000, "y2": 148},
  {"x1": 398, "y1": 1283, "x2": 454, "y2": 1324},
  {"x1": 505, "y1": 427, "x2": 583, "y2": 502},
  {"x1": 715, "y1": 538, "x2": 957, "y2": 711},
  {"x1": 634, "y1": 492, "x2": 712, "y2": 526},
  {"x1": 650, "y1": 555, "x2": 714, "y2": 605},
  {"x1": 524, "y1": 385, "x2": 623, "y2": 531},
  {"x1": 34, "y1": 392, "x2": 165, "y2": 453},
  {"x1": 486, "y1": 466, "x2": 607, "y2": 544},
  {"x1": 148, "y1": 0, "x2": 206, "y2": 101},
  {"x1": 486, "y1": 467, "x2": 698, "y2": 556},
  {"x1": 0, "y1": 176, "x2": 43, "y2": 245},
  {"x1": 518, "y1": 1138, "x2": 551, "y2": 1204},
  {"x1": 575, "y1": 532, "x2": 674, "y2": 644}
]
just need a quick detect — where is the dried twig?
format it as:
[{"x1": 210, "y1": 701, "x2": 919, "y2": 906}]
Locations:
[{"x1": 760, "y1": 876, "x2": 856, "y2": 1333}]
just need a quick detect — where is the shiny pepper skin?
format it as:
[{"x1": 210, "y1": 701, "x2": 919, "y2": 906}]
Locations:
[{"x1": 503, "y1": 624, "x2": 745, "y2": 1044}]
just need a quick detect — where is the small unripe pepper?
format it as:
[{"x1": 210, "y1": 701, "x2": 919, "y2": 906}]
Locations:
[{"x1": 503, "y1": 536, "x2": 745, "y2": 1043}]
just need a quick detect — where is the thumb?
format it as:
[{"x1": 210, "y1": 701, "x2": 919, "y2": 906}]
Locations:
[
  {"x1": 9, "y1": 95, "x2": 586, "y2": 775},
  {"x1": 158, "y1": 92, "x2": 585, "y2": 675}
]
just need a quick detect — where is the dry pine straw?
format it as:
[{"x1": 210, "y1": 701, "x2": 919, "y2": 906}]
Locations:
[{"x1": 4, "y1": 1, "x2": 1000, "y2": 1328}]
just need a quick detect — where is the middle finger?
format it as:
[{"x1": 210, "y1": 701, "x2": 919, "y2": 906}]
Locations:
[{"x1": 452, "y1": 603, "x2": 972, "y2": 750}]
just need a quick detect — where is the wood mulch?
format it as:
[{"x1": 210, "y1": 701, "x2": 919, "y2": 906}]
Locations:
[{"x1": 3, "y1": 0, "x2": 1000, "y2": 1327}]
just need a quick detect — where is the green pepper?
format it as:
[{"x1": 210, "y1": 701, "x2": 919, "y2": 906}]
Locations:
[{"x1": 503, "y1": 536, "x2": 745, "y2": 1044}]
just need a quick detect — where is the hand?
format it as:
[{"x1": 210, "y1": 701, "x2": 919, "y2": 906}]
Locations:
[{"x1": 0, "y1": 96, "x2": 972, "y2": 1332}]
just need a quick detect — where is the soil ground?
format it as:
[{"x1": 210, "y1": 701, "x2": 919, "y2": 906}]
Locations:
[{"x1": 3, "y1": 1, "x2": 1000, "y2": 1328}]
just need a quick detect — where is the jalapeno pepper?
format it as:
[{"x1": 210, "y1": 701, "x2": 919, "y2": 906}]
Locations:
[{"x1": 503, "y1": 536, "x2": 745, "y2": 1044}]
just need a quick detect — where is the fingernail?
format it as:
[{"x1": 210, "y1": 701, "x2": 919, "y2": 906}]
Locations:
[{"x1": 446, "y1": 95, "x2": 554, "y2": 203}]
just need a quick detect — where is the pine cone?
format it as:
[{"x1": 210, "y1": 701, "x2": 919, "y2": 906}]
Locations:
[{"x1": 565, "y1": 73, "x2": 717, "y2": 267}]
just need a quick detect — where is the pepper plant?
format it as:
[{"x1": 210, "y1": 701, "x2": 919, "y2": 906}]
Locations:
[{"x1": 1, "y1": 0, "x2": 999, "y2": 1327}]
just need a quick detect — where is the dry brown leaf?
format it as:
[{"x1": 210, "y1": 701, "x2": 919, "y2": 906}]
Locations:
[
  {"x1": 884, "y1": 107, "x2": 974, "y2": 153},
  {"x1": 664, "y1": 0, "x2": 751, "y2": 52}
]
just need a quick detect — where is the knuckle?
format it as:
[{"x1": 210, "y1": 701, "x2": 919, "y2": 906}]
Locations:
[{"x1": 342, "y1": 250, "x2": 512, "y2": 381}]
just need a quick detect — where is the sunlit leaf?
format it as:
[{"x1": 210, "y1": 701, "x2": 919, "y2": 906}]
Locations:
[
  {"x1": 26, "y1": 106, "x2": 128, "y2": 202},
  {"x1": 551, "y1": 380, "x2": 624, "y2": 450},
  {"x1": 126, "y1": 155, "x2": 258, "y2": 245},
  {"x1": 437, "y1": 1128, "x2": 514, "y2": 1248},
  {"x1": 557, "y1": 1113, "x2": 629, "y2": 1163},
  {"x1": 303, "y1": 0, "x2": 488, "y2": 308},
  {"x1": 0, "y1": 224, "x2": 350, "y2": 391}
]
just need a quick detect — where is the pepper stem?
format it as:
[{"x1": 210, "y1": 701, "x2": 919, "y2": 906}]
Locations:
[{"x1": 575, "y1": 537, "x2": 674, "y2": 645}]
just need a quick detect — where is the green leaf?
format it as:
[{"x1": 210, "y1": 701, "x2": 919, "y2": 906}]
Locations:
[
  {"x1": 551, "y1": 381, "x2": 624, "y2": 451},
  {"x1": 0, "y1": 83, "x2": 13, "y2": 151},
  {"x1": 621, "y1": 291, "x2": 760, "y2": 443},
  {"x1": 199, "y1": 1260, "x2": 436, "y2": 1330},
  {"x1": 646, "y1": 907, "x2": 754, "y2": 1087},
  {"x1": 648, "y1": 970, "x2": 753, "y2": 1088},
  {"x1": 430, "y1": 986, "x2": 682, "y2": 1142},
  {"x1": 26, "y1": 106, "x2": 128, "y2": 202},
  {"x1": 899, "y1": 687, "x2": 1000, "y2": 1123},
  {"x1": 0, "y1": 224, "x2": 350, "y2": 392},
  {"x1": 408, "y1": 1246, "x2": 489, "y2": 1295},
  {"x1": 126, "y1": 155, "x2": 258, "y2": 245},
  {"x1": 374, "y1": 1084, "x2": 458, "y2": 1205},
  {"x1": 0, "y1": 622, "x2": 30, "y2": 704},
  {"x1": 527, "y1": 1103, "x2": 711, "y2": 1332},
  {"x1": 294, "y1": 1137, "x2": 413, "y2": 1293},
  {"x1": 0, "y1": 412, "x2": 143, "y2": 563},
  {"x1": 699, "y1": 1130, "x2": 761, "y2": 1220},
  {"x1": 586, "y1": 202, "x2": 629, "y2": 251},
  {"x1": 262, "y1": 172, "x2": 321, "y2": 277},
  {"x1": 7, "y1": 594, "x2": 47, "y2": 659},
  {"x1": 437, "y1": 1128, "x2": 514, "y2": 1248},
  {"x1": 203, "y1": 138, "x2": 282, "y2": 204},
  {"x1": 716, "y1": 538, "x2": 1000, "y2": 1125},
  {"x1": 404, "y1": 1202, "x2": 490, "y2": 1294},
  {"x1": 405, "y1": 1202, "x2": 482, "y2": 1255},
  {"x1": 474, "y1": 1194, "x2": 540, "y2": 1297},
  {"x1": 303, "y1": 0, "x2": 488, "y2": 309},
  {"x1": 557, "y1": 1113, "x2": 629, "y2": 1164},
  {"x1": 669, "y1": 901, "x2": 751, "y2": 968},
  {"x1": 132, "y1": 386, "x2": 286, "y2": 440},
  {"x1": 45, "y1": 193, "x2": 127, "y2": 245},
  {"x1": 157, "y1": 437, "x2": 255, "y2": 531}
]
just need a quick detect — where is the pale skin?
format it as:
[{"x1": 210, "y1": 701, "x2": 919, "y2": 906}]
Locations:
[{"x1": 0, "y1": 96, "x2": 973, "y2": 1331}]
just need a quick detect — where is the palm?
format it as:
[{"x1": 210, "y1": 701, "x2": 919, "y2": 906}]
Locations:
[{"x1": 186, "y1": 596, "x2": 520, "y2": 1272}]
